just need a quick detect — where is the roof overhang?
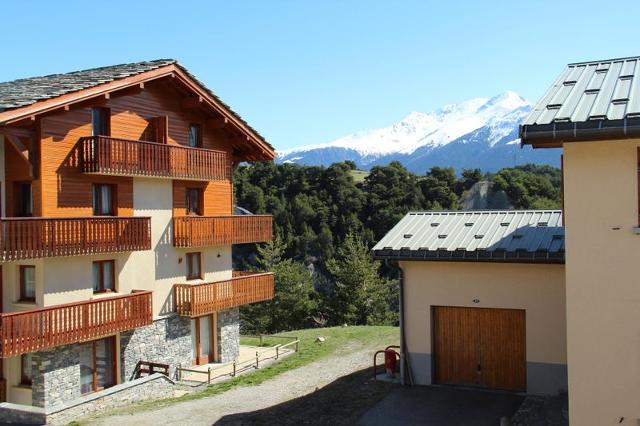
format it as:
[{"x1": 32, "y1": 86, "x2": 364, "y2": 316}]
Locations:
[
  {"x1": 520, "y1": 117, "x2": 640, "y2": 148},
  {"x1": 0, "y1": 63, "x2": 275, "y2": 161},
  {"x1": 373, "y1": 248, "x2": 565, "y2": 264}
]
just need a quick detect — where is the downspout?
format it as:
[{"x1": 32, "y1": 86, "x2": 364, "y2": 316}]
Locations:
[{"x1": 392, "y1": 260, "x2": 413, "y2": 386}]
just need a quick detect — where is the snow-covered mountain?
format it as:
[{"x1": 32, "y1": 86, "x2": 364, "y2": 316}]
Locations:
[{"x1": 277, "y1": 91, "x2": 561, "y2": 173}]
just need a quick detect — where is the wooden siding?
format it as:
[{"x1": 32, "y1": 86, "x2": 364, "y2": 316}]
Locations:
[
  {"x1": 0, "y1": 290, "x2": 152, "y2": 357},
  {"x1": 173, "y1": 215, "x2": 273, "y2": 247},
  {"x1": 175, "y1": 272, "x2": 274, "y2": 317},
  {"x1": 173, "y1": 180, "x2": 233, "y2": 217},
  {"x1": 37, "y1": 83, "x2": 237, "y2": 217},
  {"x1": 0, "y1": 216, "x2": 151, "y2": 261}
]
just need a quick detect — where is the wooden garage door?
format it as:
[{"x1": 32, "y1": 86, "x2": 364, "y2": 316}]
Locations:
[{"x1": 432, "y1": 306, "x2": 526, "y2": 392}]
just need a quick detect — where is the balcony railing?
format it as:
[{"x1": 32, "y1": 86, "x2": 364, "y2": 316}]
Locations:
[
  {"x1": 80, "y1": 136, "x2": 230, "y2": 181},
  {"x1": 0, "y1": 217, "x2": 151, "y2": 261},
  {"x1": 173, "y1": 215, "x2": 273, "y2": 248},
  {"x1": 175, "y1": 272, "x2": 274, "y2": 317},
  {"x1": 0, "y1": 290, "x2": 152, "y2": 357}
]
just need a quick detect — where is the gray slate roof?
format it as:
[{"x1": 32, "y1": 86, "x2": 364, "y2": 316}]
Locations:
[
  {"x1": 0, "y1": 59, "x2": 272, "y2": 150},
  {"x1": 372, "y1": 210, "x2": 564, "y2": 263},
  {"x1": 0, "y1": 60, "x2": 175, "y2": 111},
  {"x1": 521, "y1": 56, "x2": 640, "y2": 144}
]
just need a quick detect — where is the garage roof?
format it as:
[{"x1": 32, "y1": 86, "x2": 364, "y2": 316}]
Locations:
[
  {"x1": 372, "y1": 210, "x2": 564, "y2": 264},
  {"x1": 520, "y1": 56, "x2": 640, "y2": 146}
]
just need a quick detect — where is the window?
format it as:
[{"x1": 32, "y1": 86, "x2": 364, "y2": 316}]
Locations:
[
  {"x1": 186, "y1": 252, "x2": 202, "y2": 280},
  {"x1": 92, "y1": 108, "x2": 110, "y2": 137},
  {"x1": 80, "y1": 337, "x2": 116, "y2": 394},
  {"x1": 92, "y1": 184, "x2": 115, "y2": 216},
  {"x1": 186, "y1": 188, "x2": 202, "y2": 216},
  {"x1": 14, "y1": 182, "x2": 32, "y2": 217},
  {"x1": 19, "y1": 265, "x2": 36, "y2": 303},
  {"x1": 20, "y1": 354, "x2": 33, "y2": 386},
  {"x1": 92, "y1": 260, "x2": 115, "y2": 293},
  {"x1": 188, "y1": 124, "x2": 202, "y2": 148}
]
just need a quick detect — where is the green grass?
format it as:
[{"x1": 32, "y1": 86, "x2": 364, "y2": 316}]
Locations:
[
  {"x1": 84, "y1": 326, "x2": 398, "y2": 421},
  {"x1": 349, "y1": 169, "x2": 369, "y2": 183}
]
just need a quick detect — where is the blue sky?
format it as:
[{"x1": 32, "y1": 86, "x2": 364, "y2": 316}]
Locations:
[{"x1": 3, "y1": 0, "x2": 639, "y2": 151}]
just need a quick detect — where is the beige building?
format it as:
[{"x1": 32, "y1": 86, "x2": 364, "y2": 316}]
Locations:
[
  {"x1": 373, "y1": 210, "x2": 567, "y2": 396},
  {"x1": 521, "y1": 56, "x2": 640, "y2": 426}
]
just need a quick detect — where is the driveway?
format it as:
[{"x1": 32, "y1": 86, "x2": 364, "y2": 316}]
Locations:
[{"x1": 357, "y1": 385, "x2": 524, "y2": 426}]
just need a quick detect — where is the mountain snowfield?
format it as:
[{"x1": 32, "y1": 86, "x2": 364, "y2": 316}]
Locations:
[{"x1": 277, "y1": 91, "x2": 561, "y2": 173}]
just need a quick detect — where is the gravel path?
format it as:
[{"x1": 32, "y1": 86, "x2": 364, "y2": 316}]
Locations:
[{"x1": 89, "y1": 347, "x2": 377, "y2": 426}]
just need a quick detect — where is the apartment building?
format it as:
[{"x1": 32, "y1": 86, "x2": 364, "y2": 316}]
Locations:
[
  {"x1": 521, "y1": 55, "x2": 640, "y2": 426},
  {"x1": 0, "y1": 60, "x2": 275, "y2": 415}
]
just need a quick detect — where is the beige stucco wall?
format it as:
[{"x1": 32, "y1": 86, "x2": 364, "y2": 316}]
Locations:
[
  {"x1": 400, "y1": 260, "x2": 566, "y2": 394},
  {"x1": 1, "y1": 177, "x2": 233, "y2": 318},
  {"x1": 563, "y1": 138, "x2": 640, "y2": 425},
  {"x1": 4, "y1": 356, "x2": 32, "y2": 406}
]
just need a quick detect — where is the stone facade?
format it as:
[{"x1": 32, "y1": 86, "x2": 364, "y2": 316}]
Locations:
[
  {"x1": 31, "y1": 343, "x2": 82, "y2": 408},
  {"x1": 120, "y1": 314, "x2": 192, "y2": 380},
  {"x1": 217, "y1": 308, "x2": 240, "y2": 363},
  {"x1": 0, "y1": 403, "x2": 46, "y2": 425}
]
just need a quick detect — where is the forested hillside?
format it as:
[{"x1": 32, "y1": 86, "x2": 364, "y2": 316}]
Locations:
[{"x1": 235, "y1": 161, "x2": 561, "y2": 333}]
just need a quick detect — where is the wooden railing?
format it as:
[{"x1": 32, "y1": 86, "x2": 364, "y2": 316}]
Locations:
[
  {"x1": 0, "y1": 291, "x2": 152, "y2": 358},
  {"x1": 175, "y1": 272, "x2": 274, "y2": 317},
  {"x1": 0, "y1": 217, "x2": 151, "y2": 261},
  {"x1": 173, "y1": 215, "x2": 273, "y2": 247},
  {"x1": 80, "y1": 136, "x2": 230, "y2": 181}
]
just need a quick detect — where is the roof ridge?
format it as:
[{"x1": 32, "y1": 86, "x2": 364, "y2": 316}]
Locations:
[
  {"x1": 567, "y1": 55, "x2": 640, "y2": 66},
  {"x1": 0, "y1": 59, "x2": 176, "y2": 86},
  {"x1": 407, "y1": 209, "x2": 562, "y2": 215}
]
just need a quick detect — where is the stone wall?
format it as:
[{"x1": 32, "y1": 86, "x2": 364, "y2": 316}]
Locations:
[
  {"x1": 47, "y1": 374, "x2": 175, "y2": 425},
  {"x1": 32, "y1": 343, "x2": 82, "y2": 408},
  {"x1": 0, "y1": 403, "x2": 46, "y2": 425},
  {"x1": 120, "y1": 314, "x2": 192, "y2": 380},
  {"x1": 217, "y1": 308, "x2": 240, "y2": 363}
]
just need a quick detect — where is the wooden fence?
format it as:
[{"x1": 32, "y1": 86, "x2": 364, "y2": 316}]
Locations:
[
  {"x1": 81, "y1": 136, "x2": 230, "y2": 181},
  {"x1": 0, "y1": 290, "x2": 152, "y2": 357},
  {"x1": 175, "y1": 272, "x2": 274, "y2": 317},
  {"x1": 0, "y1": 217, "x2": 151, "y2": 261}
]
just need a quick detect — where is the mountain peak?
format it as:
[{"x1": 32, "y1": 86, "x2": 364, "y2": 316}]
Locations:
[{"x1": 482, "y1": 91, "x2": 529, "y2": 111}]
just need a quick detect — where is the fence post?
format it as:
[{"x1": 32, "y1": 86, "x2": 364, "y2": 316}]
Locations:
[
  {"x1": 207, "y1": 367, "x2": 211, "y2": 385},
  {"x1": 233, "y1": 360, "x2": 236, "y2": 377},
  {"x1": 256, "y1": 351, "x2": 259, "y2": 369},
  {"x1": 276, "y1": 346, "x2": 279, "y2": 360},
  {"x1": 296, "y1": 339, "x2": 299, "y2": 352}
]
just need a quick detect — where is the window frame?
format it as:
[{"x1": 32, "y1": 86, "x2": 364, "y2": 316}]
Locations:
[
  {"x1": 186, "y1": 252, "x2": 202, "y2": 281},
  {"x1": 20, "y1": 353, "x2": 33, "y2": 387},
  {"x1": 80, "y1": 337, "x2": 117, "y2": 395},
  {"x1": 186, "y1": 187, "x2": 203, "y2": 216},
  {"x1": 188, "y1": 123, "x2": 203, "y2": 148},
  {"x1": 91, "y1": 107, "x2": 111, "y2": 137},
  {"x1": 92, "y1": 260, "x2": 115, "y2": 293},
  {"x1": 92, "y1": 183, "x2": 116, "y2": 216},
  {"x1": 19, "y1": 265, "x2": 36, "y2": 303}
]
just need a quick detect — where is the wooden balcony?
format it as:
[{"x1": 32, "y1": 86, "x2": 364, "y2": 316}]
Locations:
[
  {"x1": 0, "y1": 290, "x2": 152, "y2": 357},
  {"x1": 80, "y1": 136, "x2": 230, "y2": 181},
  {"x1": 175, "y1": 272, "x2": 274, "y2": 317},
  {"x1": 173, "y1": 215, "x2": 273, "y2": 248},
  {"x1": 0, "y1": 217, "x2": 151, "y2": 261}
]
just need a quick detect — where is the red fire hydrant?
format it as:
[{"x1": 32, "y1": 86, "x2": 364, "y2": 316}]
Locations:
[{"x1": 384, "y1": 349, "x2": 397, "y2": 378}]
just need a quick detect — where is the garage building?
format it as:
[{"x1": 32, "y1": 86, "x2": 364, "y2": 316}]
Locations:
[{"x1": 372, "y1": 210, "x2": 567, "y2": 395}]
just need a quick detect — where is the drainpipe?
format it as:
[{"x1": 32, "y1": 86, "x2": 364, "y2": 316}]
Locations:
[{"x1": 390, "y1": 260, "x2": 413, "y2": 386}]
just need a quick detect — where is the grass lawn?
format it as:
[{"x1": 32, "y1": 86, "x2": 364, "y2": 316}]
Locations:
[
  {"x1": 83, "y1": 326, "x2": 398, "y2": 421},
  {"x1": 349, "y1": 169, "x2": 369, "y2": 183}
]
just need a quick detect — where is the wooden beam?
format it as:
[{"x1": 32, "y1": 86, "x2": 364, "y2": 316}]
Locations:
[{"x1": 0, "y1": 126, "x2": 35, "y2": 140}]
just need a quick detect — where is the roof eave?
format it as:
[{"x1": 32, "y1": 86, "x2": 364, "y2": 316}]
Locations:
[
  {"x1": 520, "y1": 118, "x2": 640, "y2": 147},
  {"x1": 372, "y1": 249, "x2": 565, "y2": 265}
]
